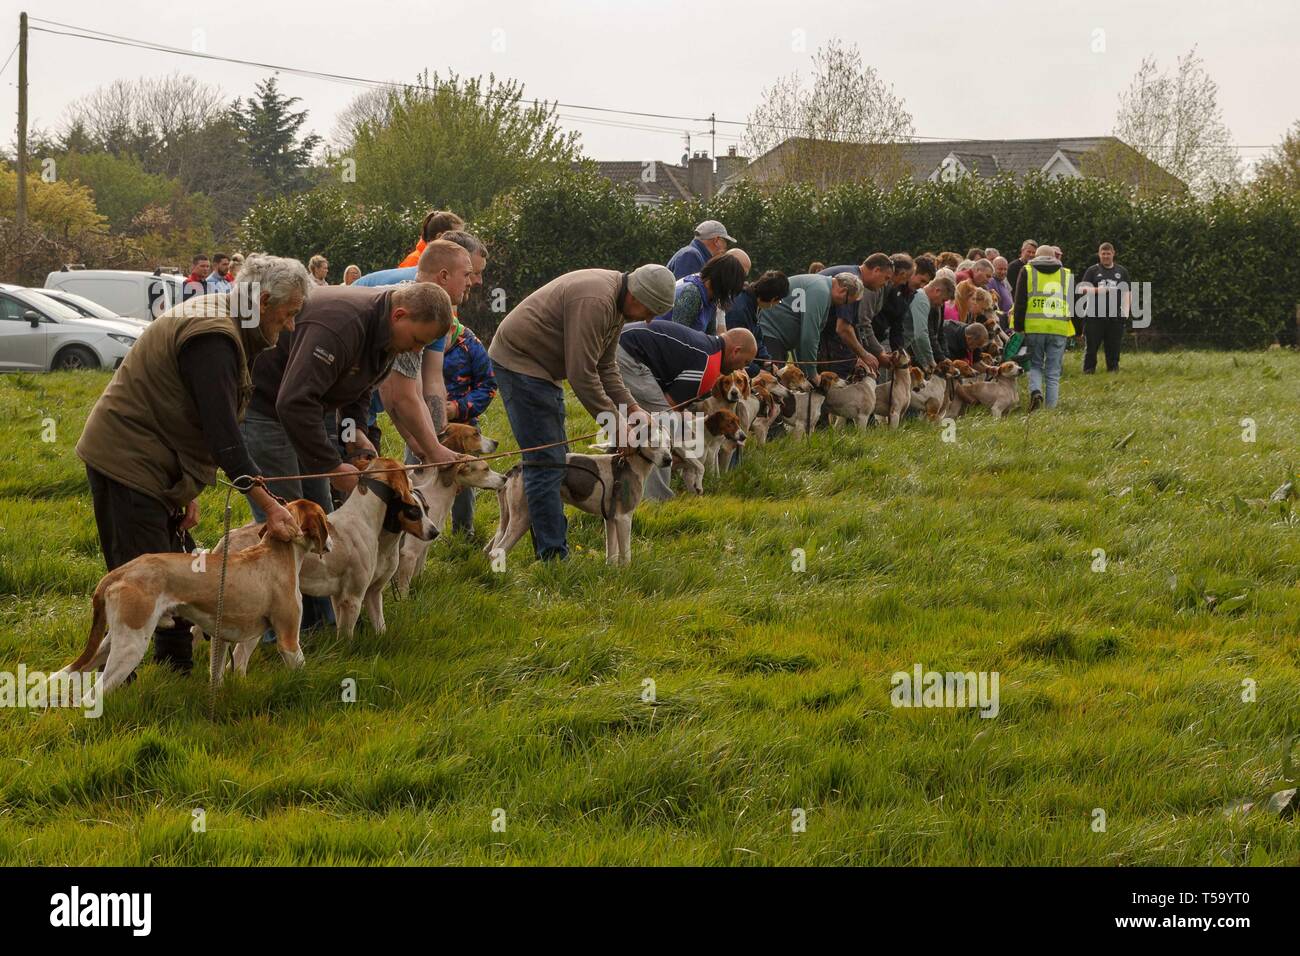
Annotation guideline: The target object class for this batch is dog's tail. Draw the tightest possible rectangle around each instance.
[69,583,109,671]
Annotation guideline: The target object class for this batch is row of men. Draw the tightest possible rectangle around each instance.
[74,211,1123,670]
[663,223,1132,413]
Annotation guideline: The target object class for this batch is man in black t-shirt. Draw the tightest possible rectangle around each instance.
[1078,242,1131,373]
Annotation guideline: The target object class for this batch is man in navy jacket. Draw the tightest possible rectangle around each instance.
[666,220,735,279]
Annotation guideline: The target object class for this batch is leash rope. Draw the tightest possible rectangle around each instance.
[207,478,244,720]
[216,397,705,490]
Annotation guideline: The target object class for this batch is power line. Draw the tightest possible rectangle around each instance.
[0,40,18,76]
[26,17,1283,152]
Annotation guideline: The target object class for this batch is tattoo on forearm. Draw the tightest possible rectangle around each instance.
[428,396,446,432]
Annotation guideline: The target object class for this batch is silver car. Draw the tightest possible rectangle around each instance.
[35,287,148,330]
[0,284,140,372]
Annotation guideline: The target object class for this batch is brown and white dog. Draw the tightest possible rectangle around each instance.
[872,354,918,428]
[704,369,752,419]
[395,456,508,596]
[215,458,433,649]
[702,409,746,475]
[774,364,827,440]
[906,367,949,423]
[820,365,877,429]
[388,423,504,597]
[939,359,981,418]
[51,498,331,707]
[668,412,706,495]
[954,361,1023,418]
[739,381,783,445]
[487,433,673,566]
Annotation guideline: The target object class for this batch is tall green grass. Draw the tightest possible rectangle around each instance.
[1,351,1298,865]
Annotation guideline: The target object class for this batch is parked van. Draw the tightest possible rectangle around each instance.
[44,268,191,322]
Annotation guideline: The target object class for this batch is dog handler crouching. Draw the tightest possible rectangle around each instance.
[75,254,309,674]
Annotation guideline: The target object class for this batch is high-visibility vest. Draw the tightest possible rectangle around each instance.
[1023,264,1074,336]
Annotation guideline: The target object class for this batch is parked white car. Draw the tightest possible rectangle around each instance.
[44,269,188,322]
[0,284,140,372]
[35,287,147,329]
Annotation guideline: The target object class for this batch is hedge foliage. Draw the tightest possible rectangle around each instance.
[240,168,1300,348]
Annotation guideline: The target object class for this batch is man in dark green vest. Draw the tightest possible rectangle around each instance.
[76,254,312,672]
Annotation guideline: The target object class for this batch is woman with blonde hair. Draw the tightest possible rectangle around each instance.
[308,254,329,286]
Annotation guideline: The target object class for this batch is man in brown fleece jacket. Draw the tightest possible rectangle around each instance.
[488,264,676,561]
[242,282,452,627]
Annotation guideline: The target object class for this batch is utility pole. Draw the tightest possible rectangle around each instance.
[709,111,716,162]
[15,11,28,234]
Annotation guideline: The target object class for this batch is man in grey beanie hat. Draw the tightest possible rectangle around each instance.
[488,265,669,560]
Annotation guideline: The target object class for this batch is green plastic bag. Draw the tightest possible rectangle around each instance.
[1003,331,1030,370]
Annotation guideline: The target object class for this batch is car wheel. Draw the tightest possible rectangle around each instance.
[53,345,99,371]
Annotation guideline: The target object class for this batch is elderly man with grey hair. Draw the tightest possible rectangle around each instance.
[988,255,1014,322]
[75,253,312,673]
[959,258,995,288]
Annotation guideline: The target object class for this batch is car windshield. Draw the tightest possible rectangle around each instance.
[18,290,83,322]
[38,289,116,319]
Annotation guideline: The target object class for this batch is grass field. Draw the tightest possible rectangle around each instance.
[1,349,1298,865]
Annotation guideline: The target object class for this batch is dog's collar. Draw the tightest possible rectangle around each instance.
[360,474,422,533]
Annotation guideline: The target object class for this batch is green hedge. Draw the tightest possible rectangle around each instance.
[241,170,1300,349]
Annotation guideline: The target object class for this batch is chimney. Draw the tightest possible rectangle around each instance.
[714,144,749,186]
[688,151,714,200]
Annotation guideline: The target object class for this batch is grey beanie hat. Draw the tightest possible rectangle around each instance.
[627,264,676,315]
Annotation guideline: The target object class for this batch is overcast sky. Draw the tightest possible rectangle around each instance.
[2,0,1294,172]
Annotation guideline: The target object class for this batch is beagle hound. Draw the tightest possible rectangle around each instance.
[705,370,752,420]
[395,456,508,596]
[820,365,877,428]
[702,409,746,475]
[215,457,433,650]
[775,365,827,440]
[52,499,331,708]
[487,433,673,566]
[954,361,1024,418]
[739,381,783,445]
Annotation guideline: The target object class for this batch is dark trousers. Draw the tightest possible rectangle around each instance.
[1083,317,1124,372]
[452,487,475,535]
[494,364,568,560]
[86,466,195,671]
[240,410,337,627]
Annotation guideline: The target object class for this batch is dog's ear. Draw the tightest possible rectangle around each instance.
[307,508,330,554]
[348,450,376,468]
[438,458,465,487]
[780,392,796,419]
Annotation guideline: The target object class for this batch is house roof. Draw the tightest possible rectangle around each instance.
[902,137,1116,181]
[576,161,695,202]
[735,136,1185,191]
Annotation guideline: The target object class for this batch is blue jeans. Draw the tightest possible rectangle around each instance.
[240,410,337,627]
[494,364,569,560]
[1026,334,1067,409]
